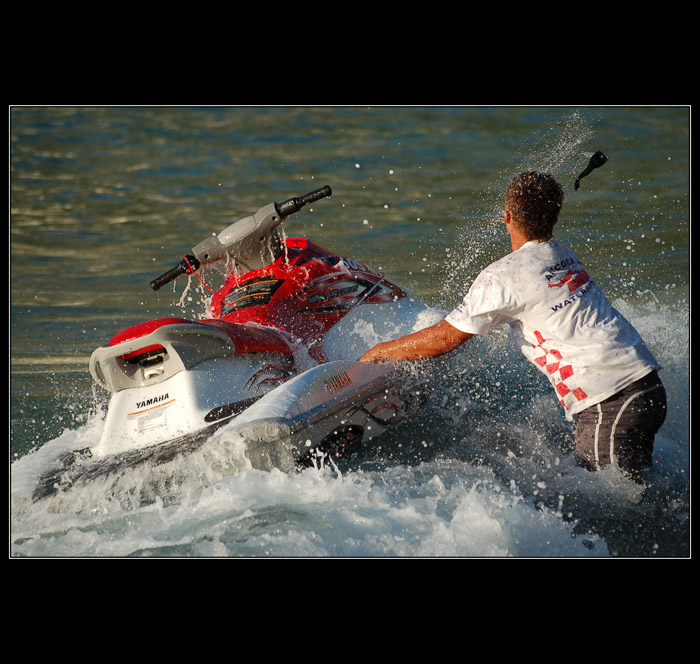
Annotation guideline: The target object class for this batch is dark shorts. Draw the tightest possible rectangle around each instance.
[574,371,667,477]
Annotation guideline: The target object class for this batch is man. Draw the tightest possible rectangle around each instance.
[359,171,666,479]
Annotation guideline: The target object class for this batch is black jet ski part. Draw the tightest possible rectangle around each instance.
[151,254,201,291]
[575,151,608,191]
[31,420,233,502]
[204,397,262,423]
[275,185,332,218]
[296,425,364,469]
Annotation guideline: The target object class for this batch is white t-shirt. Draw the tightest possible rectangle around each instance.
[444,239,661,419]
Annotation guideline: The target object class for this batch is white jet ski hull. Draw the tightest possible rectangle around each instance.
[231,359,424,470]
[91,352,294,459]
[32,359,425,501]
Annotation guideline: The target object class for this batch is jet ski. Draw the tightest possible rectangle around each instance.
[32,186,428,501]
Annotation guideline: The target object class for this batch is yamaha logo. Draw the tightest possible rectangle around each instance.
[135,393,170,410]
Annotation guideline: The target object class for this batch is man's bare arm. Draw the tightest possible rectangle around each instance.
[358,319,474,363]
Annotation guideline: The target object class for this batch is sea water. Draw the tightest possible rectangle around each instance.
[10,106,690,557]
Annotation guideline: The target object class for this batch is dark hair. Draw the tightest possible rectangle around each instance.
[505,171,564,241]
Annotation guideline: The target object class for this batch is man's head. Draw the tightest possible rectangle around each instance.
[505,171,564,241]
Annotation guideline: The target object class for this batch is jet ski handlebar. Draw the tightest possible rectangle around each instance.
[150,186,333,291]
[276,185,332,218]
[150,255,202,291]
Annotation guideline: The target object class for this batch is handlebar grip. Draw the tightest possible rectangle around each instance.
[275,185,332,218]
[150,255,201,291]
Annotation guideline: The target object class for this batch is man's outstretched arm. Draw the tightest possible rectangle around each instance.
[358,319,474,363]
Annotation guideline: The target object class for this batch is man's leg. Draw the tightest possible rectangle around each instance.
[574,372,667,478]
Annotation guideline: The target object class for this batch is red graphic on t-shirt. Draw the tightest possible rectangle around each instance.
[547,268,589,292]
[532,330,588,409]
